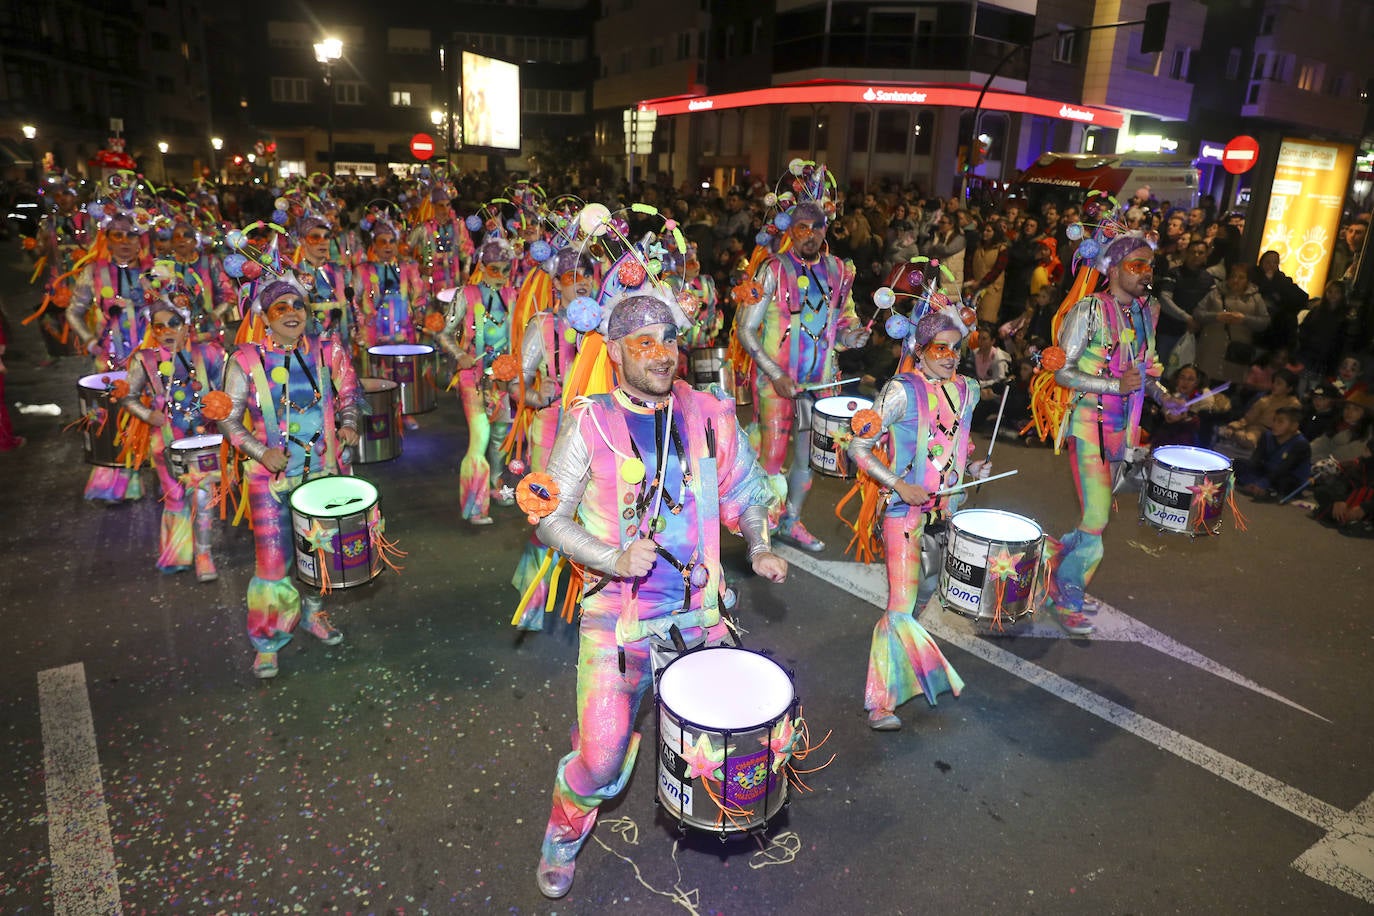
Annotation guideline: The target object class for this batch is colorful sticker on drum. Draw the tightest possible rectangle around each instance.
[1002,551,1040,604]
[392,361,415,384]
[945,537,989,590]
[297,550,317,578]
[340,529,370,569]
[196,453,218,473]
[367,415,391,440]
[724,749,775,807]
[810,429,841,473]
[658,742,694,814]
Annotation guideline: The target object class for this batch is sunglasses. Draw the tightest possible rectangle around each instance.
[305,231,331,242]
[923,342,959,361]
[558,269,592,285]
[266,299,308,319]
[1120,257,1154,275]
[151,315,186,333]
[107,230,132,242]
[792,223,826,237]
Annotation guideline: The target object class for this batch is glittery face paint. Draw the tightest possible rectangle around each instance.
[615,326,679,400]
[267,298,307,321]
[920,331,962,381]
[373,234,397,260]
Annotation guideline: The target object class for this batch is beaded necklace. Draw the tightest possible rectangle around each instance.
[258,338,322,458]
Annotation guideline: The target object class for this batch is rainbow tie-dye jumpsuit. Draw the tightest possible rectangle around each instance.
[121,342,226,573]
[1049,292,1165,614]
[736,250,860,528]
[848,370,976,714]
[534,381,778,877]
[356,260,427,349]
[218,335,361,654]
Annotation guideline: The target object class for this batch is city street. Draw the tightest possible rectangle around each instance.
[0,249,1371,915]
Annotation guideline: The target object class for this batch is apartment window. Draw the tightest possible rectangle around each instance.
[874,110,909,154]
[391,89,412,107]
[617,49,630,74]
[1246,81,1261,105]
[1251,53,1267,80]
[266,21,311,49]
[851,110,871,153]
[1298,62,1323,92]
[647,43,663,67]
[389,83,429,107]
[676,31,692,60]
[335,81,364,105]
[723,26,735,58]
[270,76,309,103]
[751,18,763,54]
[1170,47,1191,80]
[454,32,505,55]
[1053,27,1076,64]
[1226,47,1242,80]
[523,88,577,114]
[1259,12,1276,35]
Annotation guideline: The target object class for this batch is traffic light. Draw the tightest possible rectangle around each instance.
[974,136,990,167]
[1140,2,1170,54]
[957,145,969,174]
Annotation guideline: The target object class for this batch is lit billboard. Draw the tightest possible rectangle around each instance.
[461,50,520,152]
[1259,138,1355,297]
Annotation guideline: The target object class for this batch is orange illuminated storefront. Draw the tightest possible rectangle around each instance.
[634,80,1125,194]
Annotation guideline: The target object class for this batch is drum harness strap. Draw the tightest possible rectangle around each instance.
[247,341,336,480]
[891,372,971,521]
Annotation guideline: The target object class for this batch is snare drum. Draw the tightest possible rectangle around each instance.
[367,344,436,415]
[356,378,402,464]
[939,509,1044,625]
[810,395,872,478]
[289,476,384,589]
[1140,445,1233,536]
[688,347,734,397]
[77,372,127,467]
[168,433,223,479]
[656,646,795,836]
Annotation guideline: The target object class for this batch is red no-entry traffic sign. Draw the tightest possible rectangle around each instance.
[410,133,436,161]
[1222,135,1260,175]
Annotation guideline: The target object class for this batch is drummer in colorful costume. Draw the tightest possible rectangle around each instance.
[118,280,227,579]
[166,219,235,342]
[1045,233,1173,634]
[29,176,91,356]
[68,212,152,503]
[215,279,362,678]
[679,241,722,348]
[530,292,786,899]
[293,213,353,346]
[407,184,473,296]
[438,235,518,524]
[737,186,867,552]
[847,308,987,730]
[355,217,428,349]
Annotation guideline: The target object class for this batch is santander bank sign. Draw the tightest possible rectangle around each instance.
[862,87,928,104]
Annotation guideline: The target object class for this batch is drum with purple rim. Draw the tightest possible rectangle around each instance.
[367,344,436,415]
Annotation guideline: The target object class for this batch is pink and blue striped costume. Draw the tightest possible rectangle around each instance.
[848,370,976,714]
[438,282,517,520]
[355,260,427,348]
[121,341,226,573]
[69,257,152,502]
[534,380,778,877]
[168,254,235,342]
[408,218,472,294]
[218,335,361,653]
[1049,292,1165,614]
[295,257,353,348]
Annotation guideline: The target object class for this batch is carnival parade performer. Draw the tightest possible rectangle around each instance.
[509,245,597,627]
[118,284,226,579]
[407,185,472,296]
[355,218,427,349]
[438,235,518,524]
[29,177,91,356]
[293,214,353,346]
[215,279,361,679]
[530,293,786,899]
[847,311,987,730]
[680,241,722,348]
[166,219,235,342]
[1046,235,1173,634]
[68,212,151,503]
[737,197,867,551]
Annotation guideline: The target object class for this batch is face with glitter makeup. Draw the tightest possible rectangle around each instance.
[480,258,512,288]
[151,307,189,352]
[609,323,678,401]
[108,228,141,265]
[556,267,593,303]
[171,226,199,260]
[788,217,826,261]
[302,227,331,263]
[920,329,962,381]
[265,294,309,347]
[372,230,398,263]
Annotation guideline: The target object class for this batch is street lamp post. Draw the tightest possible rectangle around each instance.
[211,136,223,181]
[314,37,343,177]
[157,141,170,185]
[430,109,446,164]
[21,124,38,186]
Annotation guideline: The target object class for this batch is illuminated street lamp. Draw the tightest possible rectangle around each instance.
[211,136,223,180]
[157,141,169,185]
[314,36,343,175]
[21,124,37,185]
[431,109,447,162]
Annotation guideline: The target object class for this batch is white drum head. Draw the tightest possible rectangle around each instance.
[659,648,793,730]
[812,395,872,420]
[951,508,1042,543]
[291,477,378,517]
[1154,446,1231,472]
[171,433,223,451]
[368,344,433,357]
[79,371,127,391]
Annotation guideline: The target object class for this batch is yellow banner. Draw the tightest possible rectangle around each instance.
[1259,138,1354,298]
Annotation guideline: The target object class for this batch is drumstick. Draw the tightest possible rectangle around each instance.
[931,468,1018,497]
[1179,382,1230,410]
[794,377,859,395]
[985,384,1010,460]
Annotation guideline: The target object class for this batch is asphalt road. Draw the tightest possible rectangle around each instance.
[0,250,1370,915]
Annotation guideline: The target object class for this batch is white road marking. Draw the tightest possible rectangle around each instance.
[775,544,1374,903]
[38,663,123,915]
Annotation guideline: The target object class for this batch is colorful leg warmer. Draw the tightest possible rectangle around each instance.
[245,472,301,653]
[458,374,491,520]
[865,512,964,713]
[1049,434,1114,612]
[191,482,216,571]
[783,399,815,522]
[84,466,143,502]
[153,444,192,572]
[755,382,795,477]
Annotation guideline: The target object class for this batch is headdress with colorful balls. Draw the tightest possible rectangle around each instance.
[505,179,547,224]
[870,256,976,360]
[753,158,838,250]
[358,199,405,250]
[530,195,588,266]
[1064,190,1159,275]
[219,221,292,344]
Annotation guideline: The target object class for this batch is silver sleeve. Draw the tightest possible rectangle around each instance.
[67,272,96,345]
[1054,298,1119,395]
[847,379,907,489]
[738,264,783,381]
[437,296,465,359]
[119,357,157,424]
[534,412,624,576]
[216,358,270,464]
[518,315,553,407]
[739,504,773,560]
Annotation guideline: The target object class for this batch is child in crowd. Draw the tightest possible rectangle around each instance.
[1236,406,1311,500]
[1301,382,1342,441]
[1311,392,1374,463]
[1312,442,1374,537]
[1219,368,1301,450]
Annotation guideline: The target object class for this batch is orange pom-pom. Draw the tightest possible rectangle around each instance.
[199,389,233,421]
[966,331,982,351]
[422,311,446,334]
[516,472,560,522]
[109,379,130,401]
[490,353,519,382]
[1039,346,1067,373]
[850,408,882,438]
[22,236,36,251]
[731,279,764,306]
[52,285,72,309]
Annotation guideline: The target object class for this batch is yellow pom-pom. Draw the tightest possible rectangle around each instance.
[620,458,646,485]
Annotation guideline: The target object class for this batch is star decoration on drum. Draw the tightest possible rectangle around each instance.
[680,732,725,781]
[499,484,516,503]
[761,716,802,774]
[303,520,335,554]
[987,548,1024,582]
[1188,477,1223,507]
